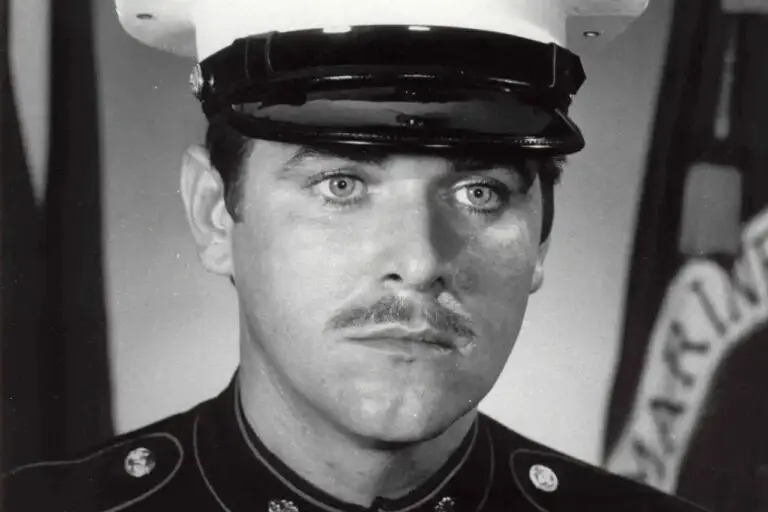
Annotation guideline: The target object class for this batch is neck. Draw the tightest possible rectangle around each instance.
[238,340,477,507]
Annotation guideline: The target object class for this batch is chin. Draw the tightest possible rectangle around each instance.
[329,387,474,445]
[346,416,452,446]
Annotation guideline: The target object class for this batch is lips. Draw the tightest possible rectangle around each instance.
[346,325,458,351]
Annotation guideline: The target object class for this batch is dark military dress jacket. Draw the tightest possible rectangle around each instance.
[2,376,709,512]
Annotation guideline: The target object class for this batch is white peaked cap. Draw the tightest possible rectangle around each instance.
[115,0,650,60]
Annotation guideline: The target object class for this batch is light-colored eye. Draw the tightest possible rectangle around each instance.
[316,175,364,200]
[454,184,502,210]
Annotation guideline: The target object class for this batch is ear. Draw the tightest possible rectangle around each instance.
[180,145,235,276]
[530,238,550,294]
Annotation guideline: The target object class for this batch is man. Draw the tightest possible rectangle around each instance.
[2,0,710,510]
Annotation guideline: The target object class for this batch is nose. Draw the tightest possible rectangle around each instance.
[379,201,459,295]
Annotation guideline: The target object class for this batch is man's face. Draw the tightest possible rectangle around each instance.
[209,140,546,442]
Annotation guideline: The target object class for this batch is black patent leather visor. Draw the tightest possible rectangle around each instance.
[194,26,587,155]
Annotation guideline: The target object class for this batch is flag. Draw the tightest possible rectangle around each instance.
[1,0,113,475]
[604,1,768,510]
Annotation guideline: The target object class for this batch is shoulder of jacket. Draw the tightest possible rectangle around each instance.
[1,410,194,511]
[480,414,711,511]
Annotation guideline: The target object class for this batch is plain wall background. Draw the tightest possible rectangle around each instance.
[12,0,672,466]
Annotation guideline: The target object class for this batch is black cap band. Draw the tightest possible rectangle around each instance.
[193,25,587,155]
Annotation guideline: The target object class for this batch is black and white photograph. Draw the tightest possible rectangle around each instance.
[2,0,767,510]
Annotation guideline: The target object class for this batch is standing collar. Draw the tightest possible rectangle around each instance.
[193,374,496,512]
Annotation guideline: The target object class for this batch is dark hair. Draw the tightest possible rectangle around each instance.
[205,116,561,241]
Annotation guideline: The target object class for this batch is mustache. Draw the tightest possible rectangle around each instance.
[327,295,476,339]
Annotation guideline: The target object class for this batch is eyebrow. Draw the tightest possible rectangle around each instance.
[281,145,389,173]
[451,156,522,173]
[281,143,564,180]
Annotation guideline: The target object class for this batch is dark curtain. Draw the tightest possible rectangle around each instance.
[1,0,47,472]
[1,0,113,475]
[604,2,768,510]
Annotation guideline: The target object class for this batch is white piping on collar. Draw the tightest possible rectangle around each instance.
[473,425,495,512]
[194,415,236,512]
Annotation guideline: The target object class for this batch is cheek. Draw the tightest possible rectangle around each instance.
[458,220,539,340]
[459,219,539,292]
[231,206,367,386]
[453,184,542,293]
[233,198,367,321]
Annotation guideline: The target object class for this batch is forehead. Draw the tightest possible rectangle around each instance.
[249,139,536,175]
